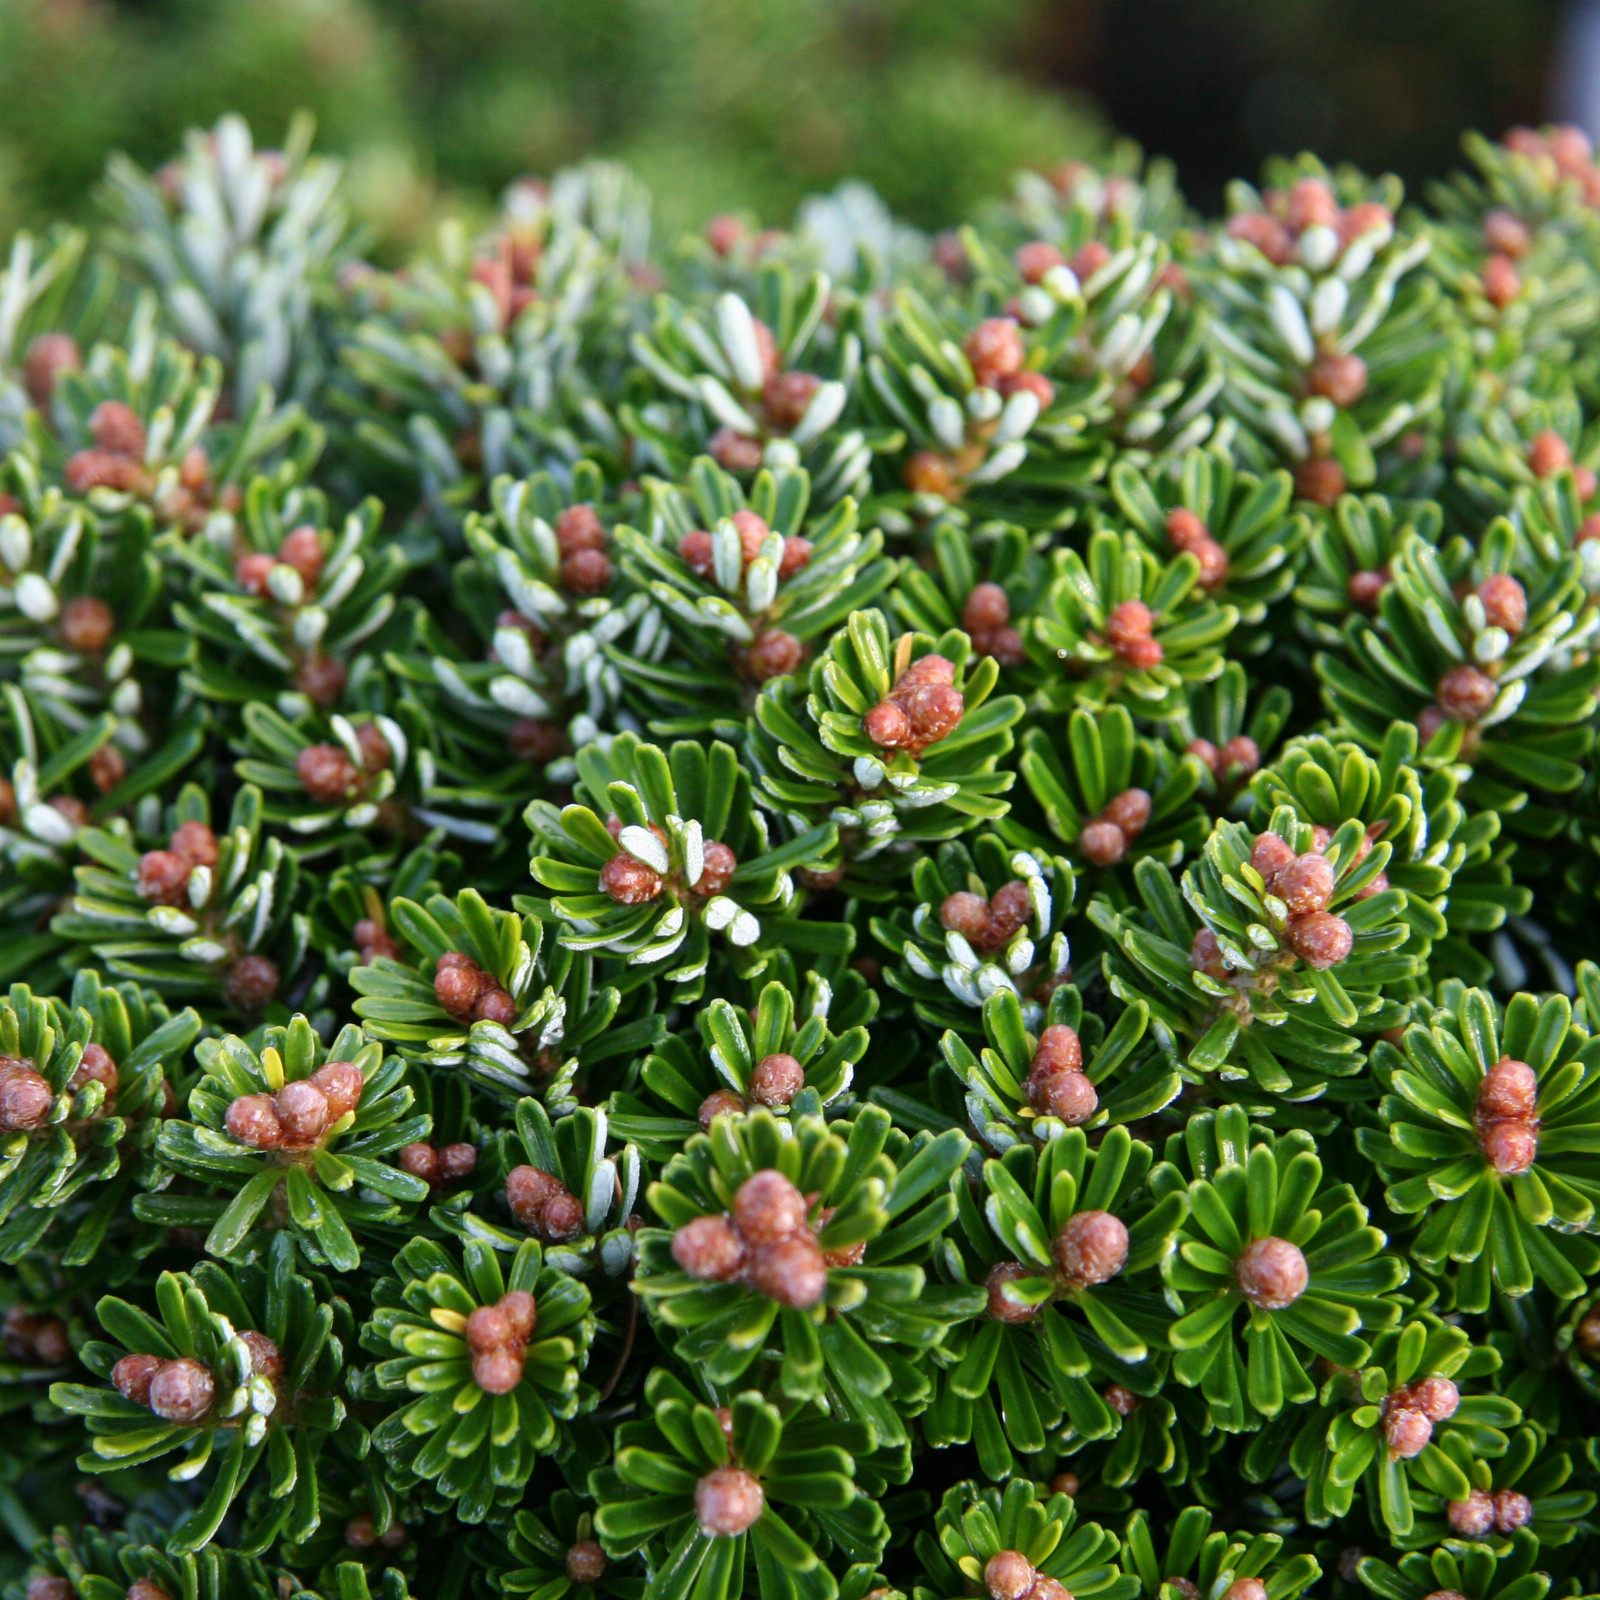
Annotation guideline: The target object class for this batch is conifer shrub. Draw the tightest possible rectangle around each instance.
[5,112,1600,1600]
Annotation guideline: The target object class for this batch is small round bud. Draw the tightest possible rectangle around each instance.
[1478,1057,1538,1122]
[692,840,736,898]
[1031,1024,1083,1076]
[1106,598,1154,650]
[473,986,518,1026]
[147,1357,214,1423]
[239,1330,282,1385]
[1275,852,1336,915]
[1102,787,1152,840]
[345,1513,379,1548]
[278,525,325,585]
[355,722,392,773]
[1294,456,1346,506]
[126,1583,173,1600]
[1191,926,1228,981]
[294,653,347,706]
[438,1142,478,1182]
[1410,1375,1460,1422]
[1308,352,1368,407]
[1528,429,1572,479]
[1052,1209,1130,1286]
[1481,1119,1538,1175]
[1219,736,1260,780]
[695,1466,765,1536]
[1477,574,1527,635]
[23,331,80,408]
[1235,1237,1310,1309]
[940,891,992,942]
[1249,831,1296,888]
[0,1065,50,1131]
[32,1319,70,1365]
[555,504,606,554]
[465,1305,514,1355]
[963,583,1012,632]
[1383,1406,1433,1459]
[90,401,146,457]
[763,370,822,430]
[296,743,361,803]
[698,1089,746,1130]
[1481,253,1521,308]
[1050,1471,1079,1497]
[472,1348,524,1393]
[539,1189,586,1242]
[1576,1306,1600,1352]
[777,535,813,579]
[1190,537,1230,590]
[905,450,957,499]
[170,821,218,867]
[137,849,192,906]
[225,1094,283,1149]
[498,1290,537,1343]
[1166,1581,1200,1600]
[25,1578,74,1600]
[566,1540,607,1584]
[1285,176,1340,232]
[1286,911,1354,969]
[985,1261,1040,1324]
[730,510,771,565]
[560,549,612,594]
[710,427,764,473]
[746,1231,829,1307]
[1223,1581,1268,1600]
[1017,241,1065,283]
[673,1215,748,1281]
[1072,239,1113,280]
[1484,208,1531,257]
[435,956,489,1019]
[309,1060,364,1119]
[1492,1489,1534,1531]
[398,1142,439,1183]
[984,1551,1037,1600]
[1029,1065,1098,1125]
[983,879,1031,945]
[745,628,802,682]
[59,597,115,654]
[733,1169,807,1245]
[965,318,1026,386]
[600,853,663,904]
[1446,1489,1495,1537]
[1078,819,1127,866]
[749,1052,804,1107]
[900,682,964,745]
[1104,1384,1139,1415]
[112,1352,163,1406]
[274,1080,331,1148]
[69,1042,117,1094]
[1166,507,1208,550]
[1348,568,1389,609]
[505,1165,563,1225]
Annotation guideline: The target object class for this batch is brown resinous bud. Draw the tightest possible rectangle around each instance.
[600,851,664,905]
[147,1357,215,1423]
[672,1214,748,1281]
[1051,1209,1130,1287]
[1445,1489,1495,1537]
[1235,1237,1310,1309]
[983,1551,1038,1600]
[985,1261,1040,1324]
[0,1057,53,1132]
[748,1052,804,1107]
[695,1466,765,1536]
[1382,1403,1433,1459]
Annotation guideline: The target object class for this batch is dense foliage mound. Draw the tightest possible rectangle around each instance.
[4,112,1600,1600]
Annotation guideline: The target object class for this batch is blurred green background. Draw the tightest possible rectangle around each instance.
[0,0,1567,250]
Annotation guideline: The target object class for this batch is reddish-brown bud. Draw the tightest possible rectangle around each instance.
[1078,819,1126,866]
[965,318,1026,387]
[560,549,612,595]
[1528,429,1572,479]
[90,742,127,791]
[1275,852,1336,915]
[1104,1383,1140,1415]
[749,1052,805,1107]
[239,1329,283,1385]
[0,1062,50,1132]
[136,849,192,906]
[864,699,913,749]
[905,449,957,499]
[90,400,146,458]
[472,1348,524,1393]
[1285,177,1340,233]
[1235,1236,1310,1308]
[1286,910,1354,968]
[308,1061,363,1120]
[1446,1489,1496,1537]
[398,1141,440,1183]
[762,370,822,430]
[1481,1119,1538,1175]
[23,331,80,408]
[1102,788,1153,840]
[1484,208,1532,257]
[224,956,280,1012]
[1249,831,1296,888]
[275,1080,331,1148]
[59,597,115,654]
[696,840,738,897]
[1308,352,1368,407]
[277,525,325,586]
[170,821,218,867]
[1492,1489,1534,1531]
[1191,926,1228,981]
[600,853,663,905]
[985,1261,1040,1324]
[296,744,361,804]
[1437,664,1498,724]
[1410,1375,1460,1422]
[505,1165,563,1227]
[555,504,606,554]
[900,682,964,746]
[1027,1068,1098,1126]
[695,1466,765,1536]
[698,1089,747,1129]
[673,1214,748,1281]
[1017,241,1066,284]
[733,1169,807,1245]
[112,1351,163,1406]
[1294,456,1346,506]
[1031,1024,1083,1076]
[438,1142,478,1182]
[1384,1405,1433,1459]
[225,1094,283,1149]
[1478,1057,1538,1122]
[745,628,803,682]
[498,1290,536,1343]
[940,891,991,943]
[984,1551,1037,1600]
[566,1540,607,1584]
[1223,1581,1268,1600]
[984,880,1032,946]
[710,428,764,473]
[465,1305,514,1355]
[539,1190,586,1242]
[1348,568,1389,609]
[963,583,1012,632]
[147,1357,214,1423]
[1052,1209,1130,1286]
[294,653,347,706]
[746,1230,829,1307]
[69,1042,117,1094]
[1481,254,1521,308]
[1478,574,1528,635]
